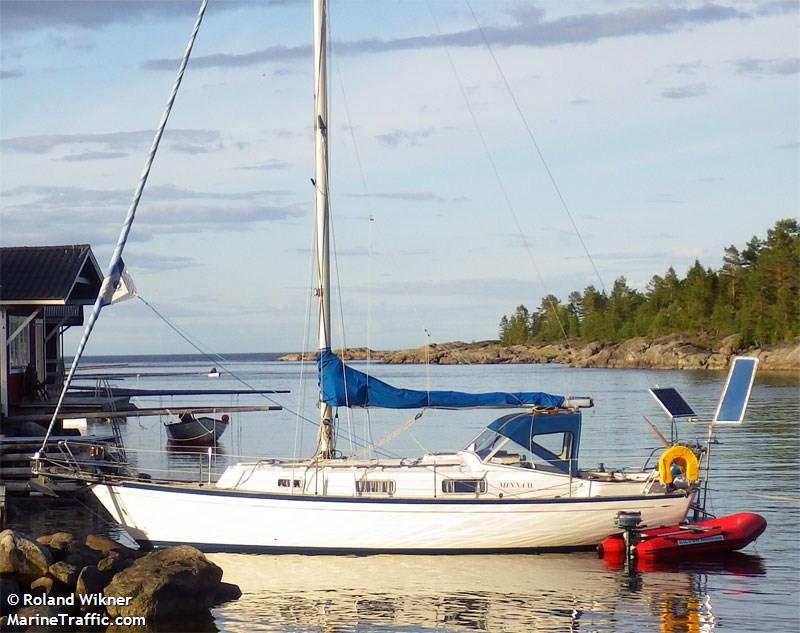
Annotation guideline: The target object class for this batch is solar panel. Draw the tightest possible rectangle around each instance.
[714,356,759,424]
[649,387,696,419]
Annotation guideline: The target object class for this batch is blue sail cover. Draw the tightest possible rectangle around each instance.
[318,349,565,409]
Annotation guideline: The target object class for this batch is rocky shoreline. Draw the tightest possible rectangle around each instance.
[279,335,800,372]
[0,529,240,631]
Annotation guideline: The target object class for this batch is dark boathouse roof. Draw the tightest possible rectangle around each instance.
[0,244,103,305]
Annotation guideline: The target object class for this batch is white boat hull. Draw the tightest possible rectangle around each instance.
[91,481,692,552]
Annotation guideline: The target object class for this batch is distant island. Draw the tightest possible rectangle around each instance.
[497,219,798,352]
[280,220,799,372]
[278,335,799,372]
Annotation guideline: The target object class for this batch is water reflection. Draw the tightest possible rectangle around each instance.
[208,552,755,633]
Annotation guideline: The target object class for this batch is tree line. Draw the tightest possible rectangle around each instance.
[498,219,799,348]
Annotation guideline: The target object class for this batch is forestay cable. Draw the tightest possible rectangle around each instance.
[39,0,209,451]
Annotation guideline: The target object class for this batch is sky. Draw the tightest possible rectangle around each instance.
[1,0,798,356]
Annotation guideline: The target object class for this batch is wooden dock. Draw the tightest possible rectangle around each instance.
[0,435,117,495]
[5,404,280,423]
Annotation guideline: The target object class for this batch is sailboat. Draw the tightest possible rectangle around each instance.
[35,0,754,553]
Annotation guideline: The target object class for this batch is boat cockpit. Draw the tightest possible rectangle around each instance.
[465,410,582,475]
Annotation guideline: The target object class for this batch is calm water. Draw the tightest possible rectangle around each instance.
[9,358,800,632]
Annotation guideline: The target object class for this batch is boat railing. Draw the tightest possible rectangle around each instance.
[35,439,679,495]
[35,440,297,487]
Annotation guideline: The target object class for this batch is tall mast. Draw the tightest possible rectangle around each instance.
[314,0,334,458]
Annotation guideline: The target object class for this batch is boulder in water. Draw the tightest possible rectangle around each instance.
[103,545,229,620]
[0,529,54,582]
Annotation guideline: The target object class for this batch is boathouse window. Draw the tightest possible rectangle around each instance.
[8,315,31,370]
[355,480,396,495]
[442,479,487,494]
[278,478,302,488]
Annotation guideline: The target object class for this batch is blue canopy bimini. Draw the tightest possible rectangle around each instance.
[317,348,565,410]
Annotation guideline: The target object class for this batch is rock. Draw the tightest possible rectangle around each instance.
[0,530,54,582]
[75,566,113,611]
[1,575,21,613]
[29,575,55,595]
[85,534,133,559]
[279,336,800,371]
[103,545,228,620]
[213,581,242,605]
[48,561,80,588]
[36,532,74,559]
[3,604,59,632]
[718,333,741,356]
[30,575,71,601]
[64,543,102,569]
[97,551,127,574]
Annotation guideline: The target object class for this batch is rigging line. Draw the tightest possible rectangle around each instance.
[331,28,379,456]
[351,410,425,459]
[328,13,434,364]
[141,291,389,457]
[323,5,354,453]
[424,328,431,398]
[137,296,294,418]
[39,0,209,451]
[464,0,607,295]
[425,1,567,342]
[328,200,356,453]
[294,209,319,461]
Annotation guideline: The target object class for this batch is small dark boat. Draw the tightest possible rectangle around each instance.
[164,413,229,444]
[599,512,767,562]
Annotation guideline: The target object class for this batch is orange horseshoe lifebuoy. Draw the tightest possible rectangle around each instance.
[657,445,699,485]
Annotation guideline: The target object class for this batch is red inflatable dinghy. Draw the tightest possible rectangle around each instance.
[599,512,766,561]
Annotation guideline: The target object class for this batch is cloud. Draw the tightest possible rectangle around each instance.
[646,193,684,204]
[376,128,440,148]
[141,4,748,71]
[0,129,222,155]
[57,151,128,162]
[668,61,705,76]
[755,0,800,16]
[143,45,311,72]
[235,159,289,171]
[661,82,707,99]
[563,250,675,263]
[776,141,800,150]
[0,184,304,247]
[0,67,24,79]
[731,57,800,76]
[127,252,198,272]
[0,0,298,35]
[569,97,593,106]
[344,191,465,203]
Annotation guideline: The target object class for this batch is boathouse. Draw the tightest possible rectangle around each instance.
[0,245,103,422]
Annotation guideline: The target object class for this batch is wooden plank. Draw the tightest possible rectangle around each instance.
[2,481,30,492]
[67,387,290,396]
[0,451,71,463]
[0,467,37,477]
[6,404,281,423]
[2,480,85,494]
[1,435,116,446]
